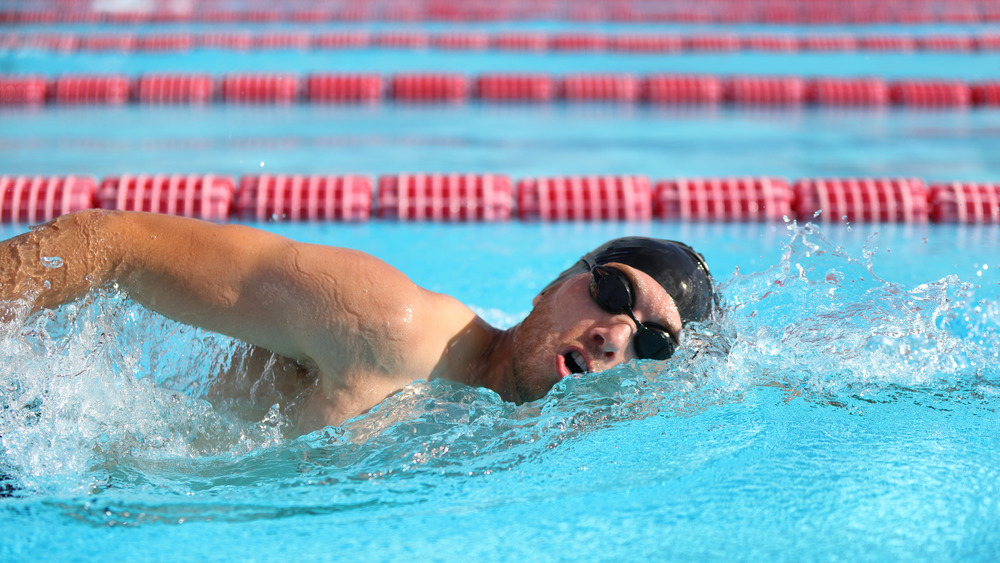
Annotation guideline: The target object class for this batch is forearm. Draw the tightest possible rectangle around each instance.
[0,209,128,315]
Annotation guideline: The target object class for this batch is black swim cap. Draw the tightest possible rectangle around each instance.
[542,237,715,325]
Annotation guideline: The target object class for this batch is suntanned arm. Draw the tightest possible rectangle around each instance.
[0,209,433,375]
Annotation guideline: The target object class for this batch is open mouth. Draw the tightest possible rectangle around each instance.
[562,350,587,375]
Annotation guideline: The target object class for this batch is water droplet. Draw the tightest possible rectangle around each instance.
[40,256,63,269]
[42,280,51,289]
[259,161,265,168]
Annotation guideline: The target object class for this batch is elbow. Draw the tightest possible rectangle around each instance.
[49,209,133,285]
[0,209,130,311]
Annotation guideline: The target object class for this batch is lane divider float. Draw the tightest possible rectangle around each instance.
[2,73,998,107]
[517,176,653,221]
[4,2,999,25]
[237,174,372,221]
[793,178,929,223]
[655,178,793,221]
[378,173,512,221]
[3,174,997,224]
[96,174,234,221]
[0,175,96,223]
[51,74,131,105]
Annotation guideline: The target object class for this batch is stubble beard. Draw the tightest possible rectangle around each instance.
[510,295,562,403]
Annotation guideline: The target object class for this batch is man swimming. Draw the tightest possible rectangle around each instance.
[0,210,714,434]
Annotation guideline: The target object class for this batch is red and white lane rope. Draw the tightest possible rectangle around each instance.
[2,174,998,224]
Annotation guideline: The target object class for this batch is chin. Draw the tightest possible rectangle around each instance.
[511,282,583,402]
[510,321,561,404]
[510,344,551,403]
[512,370,558,404]
[517,369,559,402]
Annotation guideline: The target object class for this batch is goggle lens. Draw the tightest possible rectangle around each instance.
[589,266,677,361]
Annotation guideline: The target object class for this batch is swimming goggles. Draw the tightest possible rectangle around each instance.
[587,262,678,361]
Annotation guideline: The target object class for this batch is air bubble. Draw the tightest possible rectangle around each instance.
[40,256,63,269]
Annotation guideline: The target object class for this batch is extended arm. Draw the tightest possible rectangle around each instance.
[0,210,424,369]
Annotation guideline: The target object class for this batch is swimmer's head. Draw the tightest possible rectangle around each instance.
[508,236,715,402]
[541,237,716,325]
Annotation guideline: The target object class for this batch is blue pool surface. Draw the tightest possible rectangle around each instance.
[3,16,1000,563]
[0,220,998,561]
[3,104,1000,183]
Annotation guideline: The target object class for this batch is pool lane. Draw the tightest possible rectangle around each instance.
[3,104,999,181]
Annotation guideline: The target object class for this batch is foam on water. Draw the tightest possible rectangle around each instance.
[1,223,998,534]
[721,223,997,396]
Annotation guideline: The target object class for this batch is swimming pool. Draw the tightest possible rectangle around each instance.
[3,10,1000,562]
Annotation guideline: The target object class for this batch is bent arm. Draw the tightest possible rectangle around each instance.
[0,210,423,367]
[0,209,122,312]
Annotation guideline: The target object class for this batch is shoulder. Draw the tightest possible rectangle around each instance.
[276,241,425,314]
[276,242,475,376]
[335,285,481,380]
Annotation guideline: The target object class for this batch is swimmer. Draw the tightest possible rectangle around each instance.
[0,210,714,433]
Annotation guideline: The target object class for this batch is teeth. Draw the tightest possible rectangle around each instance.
[570,351,587,373]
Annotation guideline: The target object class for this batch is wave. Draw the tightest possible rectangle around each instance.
[1,223,997,525]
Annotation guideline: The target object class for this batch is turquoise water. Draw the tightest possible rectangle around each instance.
[6,47,1000,79]
[4,24,1000,183]
[1,221,999,560]
[3,16,1000,563]
[3,105,1000,182]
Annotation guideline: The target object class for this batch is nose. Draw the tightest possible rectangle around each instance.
[588,317,635,363]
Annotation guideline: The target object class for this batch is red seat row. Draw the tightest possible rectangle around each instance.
[2,174,998,224]
[2,74,998,107]
[5,31,1000,53]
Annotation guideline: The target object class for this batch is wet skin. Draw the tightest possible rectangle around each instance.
[0,210,684,435]
[508,262,682,403]
[222,263,683,425]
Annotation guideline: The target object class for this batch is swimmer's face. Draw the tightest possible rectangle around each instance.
[510,262,682,402]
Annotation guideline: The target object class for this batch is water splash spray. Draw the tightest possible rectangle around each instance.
[1,223,997,505]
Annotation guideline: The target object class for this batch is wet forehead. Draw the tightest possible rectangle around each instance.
[607,262,682,336]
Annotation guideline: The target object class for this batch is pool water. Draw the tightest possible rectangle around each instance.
[3,104,1000,182]
[1,220,998,560]
[3,16,1000,563]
